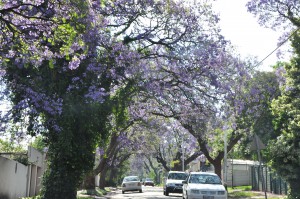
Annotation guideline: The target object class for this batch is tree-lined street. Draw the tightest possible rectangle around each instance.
[1,0,300,199]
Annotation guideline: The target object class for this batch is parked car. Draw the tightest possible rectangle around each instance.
[121,176,142,194]
[182,172,227,199]
[143,178,155,186]
[163,171,188,196]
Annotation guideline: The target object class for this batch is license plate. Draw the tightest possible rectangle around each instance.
[203,196,214,199]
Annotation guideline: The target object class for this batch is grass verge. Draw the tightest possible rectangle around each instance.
[227,185,286,199]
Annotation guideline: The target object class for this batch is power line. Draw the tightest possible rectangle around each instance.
[254,28,300,68]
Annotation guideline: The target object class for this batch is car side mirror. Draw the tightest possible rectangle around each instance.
[182,180,187,184]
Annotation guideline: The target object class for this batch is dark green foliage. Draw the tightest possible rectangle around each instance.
[270,32,300,199]
[40,99,111,199]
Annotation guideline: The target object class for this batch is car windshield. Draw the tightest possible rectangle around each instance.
[124,176,139,182]
[188,174,222,184]
[145,178,153,181]
[168,173,188,180]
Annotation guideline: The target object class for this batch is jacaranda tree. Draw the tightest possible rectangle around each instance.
[1,0,244,198]
[137,50,258,178]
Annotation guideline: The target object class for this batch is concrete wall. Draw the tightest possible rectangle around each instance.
[225,159,257,187]
[28,146,44,168]
[27,146,46,197]
[0,156,27,199]
[0,146,46,199]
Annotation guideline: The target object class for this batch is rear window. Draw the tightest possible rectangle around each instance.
[168,172,188,180]
[124,176,139,182]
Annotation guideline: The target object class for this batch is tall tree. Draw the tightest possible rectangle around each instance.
[270,33,300,199]
[247,1,300,198]
[1,0,139,198]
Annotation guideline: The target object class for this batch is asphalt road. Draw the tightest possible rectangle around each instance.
[107,186,182,199]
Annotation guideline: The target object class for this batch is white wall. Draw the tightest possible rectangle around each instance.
[0,146,46,199]
[225,159,257,186]
[0,156,27,199]
[28,146,44,168]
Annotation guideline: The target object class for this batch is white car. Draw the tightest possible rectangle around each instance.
[182,172,227,199]
[121,176,142,194]
[163,171,188,196]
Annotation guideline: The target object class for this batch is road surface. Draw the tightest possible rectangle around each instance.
[107,186,182,199]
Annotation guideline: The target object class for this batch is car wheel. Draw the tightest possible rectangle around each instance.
[122,191,125,194]
[139,189,142,193]
[166,190,169,196]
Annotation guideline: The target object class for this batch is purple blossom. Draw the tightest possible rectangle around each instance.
[7,50,15,58]
[68,56,81,70]
[85,86,107,103]
[0,70,5,76]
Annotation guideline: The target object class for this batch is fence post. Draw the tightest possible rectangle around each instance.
[265,167,267,192]
[279,178,282,194]
[270,172,273,193]
[285,182,288,195]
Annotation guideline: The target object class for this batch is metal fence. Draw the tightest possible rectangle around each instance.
[251,165,288,195]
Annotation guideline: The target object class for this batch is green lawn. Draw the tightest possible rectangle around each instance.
[228,186,286,199]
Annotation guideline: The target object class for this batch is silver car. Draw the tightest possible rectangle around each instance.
[121,176,142,194]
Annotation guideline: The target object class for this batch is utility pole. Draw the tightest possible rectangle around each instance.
[223,130,228,187]
[251,134,267,199]
[182,146,185,171]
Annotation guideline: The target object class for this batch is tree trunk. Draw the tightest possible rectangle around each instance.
[41,160,78,199]
[289,179,300,199]
[99,167,108,189]
[108,168,117,186]
[172,163,182,171]
[212,159,222,179]
[41,124,99,199]
[81,131,118,189]
[82,173,96,189]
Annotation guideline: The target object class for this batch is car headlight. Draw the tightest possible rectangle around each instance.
[218,191,226,195]
[191,189,200,194]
